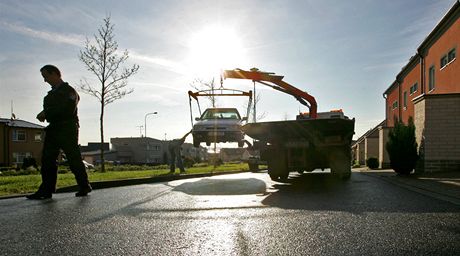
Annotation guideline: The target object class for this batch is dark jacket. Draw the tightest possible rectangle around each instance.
[43,82,79,126]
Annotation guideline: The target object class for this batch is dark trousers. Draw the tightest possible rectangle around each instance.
[39,123,89,193]
[169,147,185,172]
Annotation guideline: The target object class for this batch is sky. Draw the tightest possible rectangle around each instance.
[0,0,456,147]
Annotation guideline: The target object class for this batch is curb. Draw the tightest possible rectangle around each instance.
[360,170,460,206]
[0,170,249,200]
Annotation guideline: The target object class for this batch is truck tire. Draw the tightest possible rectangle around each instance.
[248,163,259,172]
[268,149,289,181]
[330,148,351,180]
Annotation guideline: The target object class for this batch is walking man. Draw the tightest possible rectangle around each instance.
[168,130,192,174]
[27,65,92,199]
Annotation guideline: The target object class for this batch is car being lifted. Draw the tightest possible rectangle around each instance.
[192,107,246,148]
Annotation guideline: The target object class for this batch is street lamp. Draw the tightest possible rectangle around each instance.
[144,112,158,138]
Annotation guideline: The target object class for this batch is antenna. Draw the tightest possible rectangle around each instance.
[10,100,16,119]
[136,125,144,137]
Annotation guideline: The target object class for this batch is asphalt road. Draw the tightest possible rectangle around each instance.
[1,171,459,255]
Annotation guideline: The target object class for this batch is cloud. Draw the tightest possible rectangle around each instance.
[129,51,188,75]
[0,21,85,46]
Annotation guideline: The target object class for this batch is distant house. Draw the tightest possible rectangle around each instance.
[80,142,109,153]
[81,150,118,165]
[111,137,165,164]
[0,118,45,167]
[181,143,208,162]
[219,148,251,162]
[351,120,388,168]
[110,137,208,165]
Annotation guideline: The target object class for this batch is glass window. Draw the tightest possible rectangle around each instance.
[12,130,26,141]
[34,132,43,142]
[12,152,31,164]
[392,101,398,110]
[441,55,448,68]
[448,48,456,62]
[201,108,241,120]
[428,66,435,91]
[410,83,418,95]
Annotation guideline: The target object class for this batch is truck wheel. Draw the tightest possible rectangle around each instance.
[330,149,351,180]
[248,163,259,172]
[268,149,289,181]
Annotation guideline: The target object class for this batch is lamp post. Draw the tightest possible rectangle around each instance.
[144,112,158,138]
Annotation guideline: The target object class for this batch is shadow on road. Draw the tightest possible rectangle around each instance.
[261,172,460,213]
[173,178,266,195]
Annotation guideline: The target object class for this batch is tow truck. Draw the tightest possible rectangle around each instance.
[223,68,355,180]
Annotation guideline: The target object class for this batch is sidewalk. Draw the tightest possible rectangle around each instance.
[356,168,460,206]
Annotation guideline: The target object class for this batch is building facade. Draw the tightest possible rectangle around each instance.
[110,137,208,165]
[356,1,460,172]
[111,137,166,164]
[0,118,45,167]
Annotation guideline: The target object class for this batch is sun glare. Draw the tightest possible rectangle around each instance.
[186,25,246,77]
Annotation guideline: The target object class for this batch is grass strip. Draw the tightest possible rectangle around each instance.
[0,163,250,197]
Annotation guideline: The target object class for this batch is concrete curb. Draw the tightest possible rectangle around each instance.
[0,170,249,200]
[359,170,460,206]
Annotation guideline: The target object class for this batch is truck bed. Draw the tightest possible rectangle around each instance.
[241,118,355,146]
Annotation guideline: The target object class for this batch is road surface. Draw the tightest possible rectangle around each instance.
[1,171,459,255]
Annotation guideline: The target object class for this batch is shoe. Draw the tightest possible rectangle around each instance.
[26,191,52,200]
[75,185,92,197]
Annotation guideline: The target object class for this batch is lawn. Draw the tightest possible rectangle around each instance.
[0,163,250,197]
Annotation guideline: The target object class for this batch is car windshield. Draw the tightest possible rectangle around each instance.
[201,108,241,120]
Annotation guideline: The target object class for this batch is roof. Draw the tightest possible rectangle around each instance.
[81,150,117,156]
[0,118,45,129]
[418,0,460,53]
[110,137,164,143]
[383,1,460,96]
[353,120,386,145]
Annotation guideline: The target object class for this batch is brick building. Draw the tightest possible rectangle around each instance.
[354,1,460,172]
[0,118,45,167]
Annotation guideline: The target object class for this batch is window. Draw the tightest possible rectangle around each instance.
[392,100,398,110]
[441,55,448,68]
[34,132,43,142]
[410,83,418,95]
[448,48,456,62]
[441,48,456,69]
[12,130,26,141]
[428,66,435,91]
[403,91,407,109]
[12,152,31,164]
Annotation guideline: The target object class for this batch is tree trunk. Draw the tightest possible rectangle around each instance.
[100,102,105,172]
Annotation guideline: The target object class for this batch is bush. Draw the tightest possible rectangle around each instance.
[366,157,379,169]
[386,117,418,175]
[0,167,40,176]
[183,156,195,168]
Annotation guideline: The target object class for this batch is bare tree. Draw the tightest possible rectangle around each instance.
[79,16,139,172]
[190,78,218,108]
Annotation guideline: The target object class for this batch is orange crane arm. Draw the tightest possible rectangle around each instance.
[222,68,318,119]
